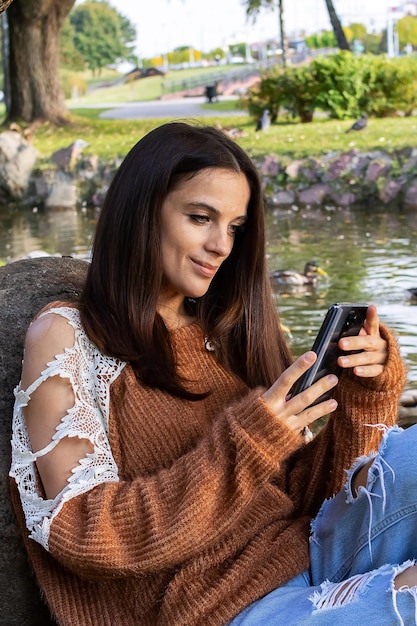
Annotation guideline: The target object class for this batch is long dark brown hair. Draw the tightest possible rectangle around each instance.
[80,122,292,398]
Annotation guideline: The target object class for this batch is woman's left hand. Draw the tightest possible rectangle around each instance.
[337,304,388,378]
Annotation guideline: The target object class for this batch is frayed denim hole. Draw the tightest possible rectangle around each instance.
[391,560,417,626]
[352,454,395,562]
[309,568,384,613]
[345,453,377,503]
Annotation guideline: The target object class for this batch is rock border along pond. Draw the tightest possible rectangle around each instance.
[1,128,417,211]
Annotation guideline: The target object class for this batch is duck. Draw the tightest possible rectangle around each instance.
[270,261,328,286]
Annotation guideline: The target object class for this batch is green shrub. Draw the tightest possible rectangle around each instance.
[355,55,405,117]
[310,51,367,119]
[391,56,417,116]
[243,68,286,123]
[244,65,319,123]
[245,52,417,124]
[279,66,319,122]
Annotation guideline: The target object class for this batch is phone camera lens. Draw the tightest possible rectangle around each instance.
[346,311,358,327]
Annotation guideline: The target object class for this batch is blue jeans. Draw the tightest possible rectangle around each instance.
[230,425,417,625]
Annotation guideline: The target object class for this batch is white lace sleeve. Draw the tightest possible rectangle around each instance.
[9,306,126,550]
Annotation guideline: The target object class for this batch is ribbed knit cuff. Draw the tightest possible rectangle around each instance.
[228,388,303,475]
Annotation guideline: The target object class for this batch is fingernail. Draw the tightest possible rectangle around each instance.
[328,375,338,385]
[305,352,315,363]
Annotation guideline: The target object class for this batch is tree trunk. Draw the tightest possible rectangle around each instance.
[278,0,286,68]
[324,0,350,51]
[6,0,75,124]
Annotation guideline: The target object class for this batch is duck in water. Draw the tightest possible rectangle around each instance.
[270,261,328,286]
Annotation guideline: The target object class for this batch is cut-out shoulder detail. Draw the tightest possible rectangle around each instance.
[10,306,126,550]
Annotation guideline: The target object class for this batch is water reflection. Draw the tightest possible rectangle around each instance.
[266,207,417,388]
[0,205,96,263]
[1,203,416,387]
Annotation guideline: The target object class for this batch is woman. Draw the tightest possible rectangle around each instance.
[10,122,414,625]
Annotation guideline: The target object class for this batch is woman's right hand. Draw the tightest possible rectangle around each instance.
[262,351,338,435]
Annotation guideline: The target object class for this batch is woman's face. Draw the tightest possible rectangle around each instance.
[159,167,250,316]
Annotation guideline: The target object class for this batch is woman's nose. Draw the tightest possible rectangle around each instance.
[205,227,232,257]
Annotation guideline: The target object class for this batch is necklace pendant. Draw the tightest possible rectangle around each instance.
[204,337,215,352]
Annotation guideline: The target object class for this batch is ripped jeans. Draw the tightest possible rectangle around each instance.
[230,425,417,625]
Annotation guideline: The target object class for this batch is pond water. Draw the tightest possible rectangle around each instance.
[1,203,416,388]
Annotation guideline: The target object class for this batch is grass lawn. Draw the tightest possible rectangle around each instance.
[1,60,416,164]
[26,106,417,166]
[2,62,417,165]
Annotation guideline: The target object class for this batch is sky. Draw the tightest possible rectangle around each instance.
[90,0,401,58]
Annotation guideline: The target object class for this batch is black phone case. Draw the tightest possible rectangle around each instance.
[290,303,368,405]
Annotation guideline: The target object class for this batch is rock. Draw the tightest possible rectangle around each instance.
[0,130,38,201]
[0,257,88,625]
[349,154,372,178]
[328,192,356,207]
[298,183,330,206]
[379,179,403,204]
[9,250,62,262]
[403,183,417,211]
[45,174,78,209]
[365,160,390,184]
[270,190,296,206]
[285,160,304,179]
[325,150,358,181]
[258,154,280,176]
[1,146,416,213]
[398,389,417,428]
[399,155,417,174]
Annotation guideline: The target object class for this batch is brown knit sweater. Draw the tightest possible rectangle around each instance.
[10,311,406,626]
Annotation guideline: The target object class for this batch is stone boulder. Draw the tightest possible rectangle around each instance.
[0,257,88,625]
[0,130,38,201]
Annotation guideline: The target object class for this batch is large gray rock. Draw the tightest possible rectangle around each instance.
[0,257,88,625]
[0,130,38,201]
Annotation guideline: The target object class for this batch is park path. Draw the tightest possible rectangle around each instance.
[96,95,248,120]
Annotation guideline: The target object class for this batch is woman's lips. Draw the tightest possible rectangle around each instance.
[191,259,218,278]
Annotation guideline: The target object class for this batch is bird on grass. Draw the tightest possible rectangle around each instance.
[270,261,328,286]
[255,110,271,132]
[50,139,89,171]
[346,115,367,133]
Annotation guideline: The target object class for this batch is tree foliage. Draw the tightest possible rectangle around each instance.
[397,15,417,51]
[59,19,85,70]
[347,22,367,43]
[68,0,137,73]
[305,30,337,49]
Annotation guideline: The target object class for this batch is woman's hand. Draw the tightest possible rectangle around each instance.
[337,304,388,378]
[262,351,338,435]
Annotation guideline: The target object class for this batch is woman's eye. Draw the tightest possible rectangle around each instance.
[229,223,245,235]
[190,214,210,224]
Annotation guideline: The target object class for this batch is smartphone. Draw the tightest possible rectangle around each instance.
[290,303,368,406]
